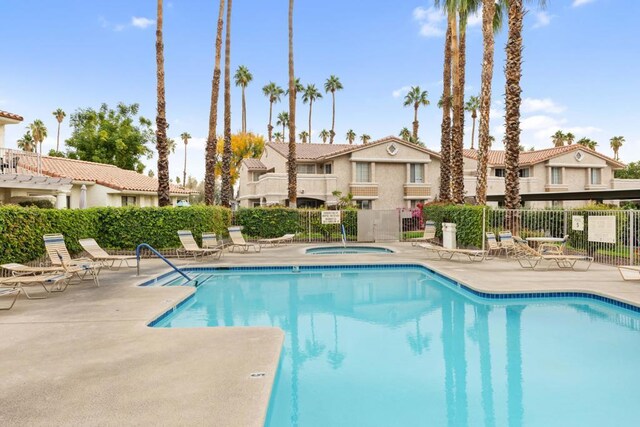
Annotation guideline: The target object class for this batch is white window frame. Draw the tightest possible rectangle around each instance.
[355,163,371,183]
[356,199,372,210]
[551,167,562,184]
[409,163,424,183]
[590,168,601,185]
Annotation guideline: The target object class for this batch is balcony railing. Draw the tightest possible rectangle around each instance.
[0,147,42,176]
[403,183,431,198]
[349,183,378,198]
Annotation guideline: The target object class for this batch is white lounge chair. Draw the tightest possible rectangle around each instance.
[1,263,65,276]
[0,273,72,299]
[617,265,640,281]
[258,233,296,248]
[0,288,21,310]
[79,238,137,270]
[418,243,487,262]
[227,227,261,253]
[409,221,437,246]
[177,230,223,260]
[43,234,103,286]
[485,232,506,258]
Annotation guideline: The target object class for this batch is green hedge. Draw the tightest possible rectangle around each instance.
[422,204,486,248]
[0,205,231,264]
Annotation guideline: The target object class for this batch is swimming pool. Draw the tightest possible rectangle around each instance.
[305,246,394,254]
[151,265,640,426]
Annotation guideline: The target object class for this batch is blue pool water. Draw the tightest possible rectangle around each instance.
[152,266,640,426]
[305,246,394,254]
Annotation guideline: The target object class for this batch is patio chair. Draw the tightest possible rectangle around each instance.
[0,288,21,310]
[617,265,640,281]
[0,273,72,299]
[79,238,137,270]
[497,231,524,258]
[1,263,65,276]
[201,233,228,251]
[418,242,487,263]
[227,226,261,253]
[43,234,103,286]
[515,246,593,271]
[538,235,569,255]
[177,230,223,260]
[257,233,296,248]
[485,232,506,258]
[409,221,437,246]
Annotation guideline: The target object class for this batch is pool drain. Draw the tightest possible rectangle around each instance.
[250,372,266,378]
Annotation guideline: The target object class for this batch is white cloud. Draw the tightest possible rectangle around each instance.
[521,98,566,114]
[572,0,595,7]
[413,7,446,38]
[466,7,482,28]
[131,17,155,29]
[392,85,411,98]
[532,11,553,29]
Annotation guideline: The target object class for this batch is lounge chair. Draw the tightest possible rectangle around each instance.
[538,235,569,255]
[257,233,296,248]
[617,265,640,281]
[0,288,21,310]
[43,234,103,286]
[1,263,65,276]
[497,231,521,258]
[515,246,593,271]
[0,273,72,299]
[79,238,137,270]
[227,227,261,253]
[409,221,437,246]
[485,232,506,258]
[418,242,487,262]
[177,230,223,260]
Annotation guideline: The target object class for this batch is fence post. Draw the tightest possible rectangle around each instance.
[630,210,635,266]
[308,210,311,243]
[482,207,486,251]
[563,210,568,237]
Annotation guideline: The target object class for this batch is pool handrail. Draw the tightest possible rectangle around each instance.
[136,243,192,283]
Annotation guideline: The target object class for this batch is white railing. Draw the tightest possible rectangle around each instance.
[0,147,42,176]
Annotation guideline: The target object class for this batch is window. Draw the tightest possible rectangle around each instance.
[324,163,332,174]
[251,172,263,181]
[591,168,601,185]
[551,167,562,184]
[410,164,424,183]
[518,168,530,178]
[252,200,261,207]
[494,168,505,177]
[121,196,137,206]
[356,200,372,209]
[355,163,371,182]
[297,164,316,174]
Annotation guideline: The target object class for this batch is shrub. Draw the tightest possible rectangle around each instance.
[17,200,55,209]
[423,203,486,248]
[233,207,301,238]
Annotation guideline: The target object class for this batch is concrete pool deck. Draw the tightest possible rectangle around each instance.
[2,242,640,425]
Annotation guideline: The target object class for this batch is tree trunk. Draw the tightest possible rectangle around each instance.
[330,92,335,144]
[308,100,313,144]
[450,11,465,204]
[470,113,476,149]
[221,0,233,208]
[504,0,523,210]
[439,20,453,202]
[412,105,419,142]
[183,142,187,187]
[241,86,246,133]
[287,0,297,207]
[267,101,273,141]
[155,0,171,207]
[56,121,61,152]
[205,0,225,205]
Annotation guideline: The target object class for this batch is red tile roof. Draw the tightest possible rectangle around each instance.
[18,155,191,194]
[0,110,23,122]
[463,145,624,168]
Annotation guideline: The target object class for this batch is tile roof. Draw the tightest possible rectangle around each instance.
[17,155,192,194]
[463,145,624,168]
[0,110,23,122]
[243,158,268,170]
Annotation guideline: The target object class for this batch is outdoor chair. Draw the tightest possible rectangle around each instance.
[177,230,223,260]
[0,273,72,299]
[0,288,20,310]
[497,231,524,258]
[227,226,261,253]
[485,232,506,258]
[515,245,593,271]
[418,242,487,263]
[538,235,569,255]
[43,234,103,286]
[1,263,65,276]
[258,233,296,248]
[79,238,137,270]
[201,233,227,251]
[617,265,640,281]
[409,221,437,246]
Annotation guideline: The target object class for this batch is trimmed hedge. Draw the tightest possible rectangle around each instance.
[0,205,231,264]
[422,203,486,248]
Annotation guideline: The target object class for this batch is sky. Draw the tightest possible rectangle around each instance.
[1,0,638,181]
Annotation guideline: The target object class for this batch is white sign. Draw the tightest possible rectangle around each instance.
[572,216,584,231]
[588,216,616,244]
[321,211,341,224]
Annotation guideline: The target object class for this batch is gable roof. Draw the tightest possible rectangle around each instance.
[266,136,441,161]
[0,110,23,122]
[463,145,624,168]
[17,155,192,194]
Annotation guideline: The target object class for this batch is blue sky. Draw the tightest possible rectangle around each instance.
[1,0,638,180]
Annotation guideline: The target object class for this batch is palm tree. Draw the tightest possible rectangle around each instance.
[302,84,322,144]
[551,130,565,147]
[319,129,330,143]
[399,127,411,142]
[287,0,297,207]
[262,82,284,142]
[234,65,253,133]
[403,86,430,143]
[465,95,480,149]
[52,108,66,152]
[28,120,47,154]
[155,0,170,206]
[180,132,191,186]
[298,130,309,143]
[448,0,465,204]
[17,131,35,152]
[577,137,598,150]
[324,75,343,144]
[610,136,625,160]
[346,129,356,144]
[221,0,234,208]
[276,112,289,140]
[564,132,575,145]
[205,0,226,205]
[273,132,284,142]
[285,78,304,97]
[439,16,453,202]
[360,134,371,144]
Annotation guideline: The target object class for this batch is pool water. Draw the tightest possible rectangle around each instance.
[153,266,640,426]
[305,246,394,254]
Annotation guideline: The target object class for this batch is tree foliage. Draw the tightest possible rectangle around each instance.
[615,161,640,179]
[216,132,265,185]
[65,103,153,173]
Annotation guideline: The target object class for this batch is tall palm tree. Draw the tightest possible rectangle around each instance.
[298,130,309,143]
[273,132,284,142]
[403,86,430,143]
[262,82,284,142]
[52,108,66,152]
[324,75,343,144]
[448,1,465,204]
[564,132,575,145]
[465,95,480,149]
[346,129,356,144]
[205,0,226,205]
[29,119,48,155]
[302,84,322,143]
[276,112,289,140]
[221,0,234,207]
[155,0,171,206]
[577,137,598,150]
[180,132,191,186]
[439,16,453,202]
[287,0,297,207]
[360,134,371,144]
[610,136,625,160]
[319,129,330,143]
[234,65,253,133]
[399,127,411,142]
[551,130,565,147]
[285,78,304,97]
[17,131,35,152]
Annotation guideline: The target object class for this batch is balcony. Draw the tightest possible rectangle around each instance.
[544,184,569,192]
[403,183,431,198]
[349,183,378,199]
[243,172,339,202]
[0,147,42,176]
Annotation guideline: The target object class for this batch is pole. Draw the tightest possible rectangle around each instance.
[629,210,634,266]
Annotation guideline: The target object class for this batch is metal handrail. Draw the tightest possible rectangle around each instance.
[136,243,192,283]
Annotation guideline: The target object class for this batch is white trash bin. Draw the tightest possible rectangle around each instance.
[442,223,457,249]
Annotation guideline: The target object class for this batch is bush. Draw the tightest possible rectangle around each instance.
[0,205,231,264]
[17,200,55,209]
[233,207,301,238]
[423,203,486,248]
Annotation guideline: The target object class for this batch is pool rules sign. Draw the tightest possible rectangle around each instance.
[321,211,341,224]
[588,216,616,244]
